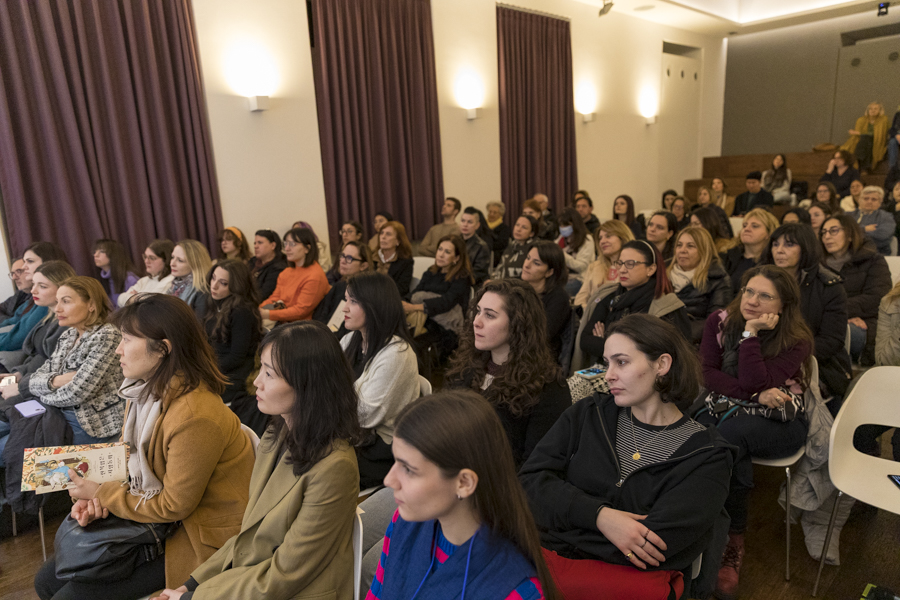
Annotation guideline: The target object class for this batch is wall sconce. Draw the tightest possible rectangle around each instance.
[638,86,658,126]
[575,82,597,124]
[224,41,279,112]
[455,70,485,120]
[248,96,270,112]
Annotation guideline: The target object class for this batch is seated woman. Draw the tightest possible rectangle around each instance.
[691,206,736,254]
[340,272,419,489]
[574,220,634,309]
[820,214,892,365]
[671,196,691,231]
[668,227,733,344]
[521,314,734,600]
[492,215,537,280]
[35,294,256,600]
[292,220,332,271]
[366,390,555,600]
[803,181,842,216]
[368,210,394,253]
[521,242,571,360]
[118,240,175,307]
[523,198,556,241]
[761,154,792,203]
[720,208,779,294]
[764,224,853,408]
[808,201,833,238]
[313,240,372,335]
[167,240,213,316]
[840,179,864,212]
[692,187,734,238]
[249,230,287,300]
[446,279,570,467]
[373,221,414,296]
[203,260,265,435]
[259,228,330,325]
[645,211,676,263]
[848,185,895,255]
[93,239,139,308]
[841,101,890,174]
[556,208,596,297]
[612,194,644,240]
[328,221,366,284]
[820,150,860,197]
[22,242,69,279]
[579,241,690,364]
[403,235,474,360]
[780,207,811,225]
[216,227,251,264]
[712,178,735,217]
[487,201,511,265]
[697,265,813,600]
[150,321,360,600]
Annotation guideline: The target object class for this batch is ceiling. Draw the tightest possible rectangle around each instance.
[574,0,883,35]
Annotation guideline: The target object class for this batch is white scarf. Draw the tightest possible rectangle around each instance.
[119,379,164,506]
[669,264,696,293]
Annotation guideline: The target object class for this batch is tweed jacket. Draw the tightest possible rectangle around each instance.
[29,323,124,438]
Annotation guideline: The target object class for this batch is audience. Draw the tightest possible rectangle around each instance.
[93,239,139,308]
[671,196,691,231]
[35,293,256,600]
[841,101,889,174]
[259,228,330,325]
[216,227,251,263]
[366,390,555,600]
[669,227,733,344]
[292,221,332,271]
[732,171,774,217]
[780,207,811,225]
[661,189,678,211]
[492,215,537,280]
[313,240,372,335]
[249,229,287,300]
[808,201,833,238]
[847,185,894,255]
[373,220,414,296]
[721,208,779,293]
[153,322,360,600]
[556,207,596,296]
[692,186,734,238]
[574,220,634,309]
[340,221,365,246]
[840,178,864,212]
[419,197,461,257]
[820,214,892,365]
[574,191,600,233]
[691,206,736,254]
[521,242,571,360]
[341,272,419,489]
[368,210,394,253]
[645,211,677,263]
[460,207,491,285]
[0,258,29,325]
[167,240,213,316]
[446,279,570,467]
[806,181,842,215]
[820,150,860,197]
[711,177,735,216]
[487,200,511,263]
[697,265,813,600]
[118,239,176,307]
[524,198,556,241]
[761,154,792,203]
[521,314,733,600]
[23,242,69,279]
[613,194,644,239]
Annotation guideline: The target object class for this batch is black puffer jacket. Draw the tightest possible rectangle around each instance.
[798,265,853,396]
[252,255,288,300]
[675,263,734,344]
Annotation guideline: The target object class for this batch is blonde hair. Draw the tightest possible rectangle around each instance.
[743,208,779,238]
[175,239,213,294]
[594,220,635,279]
[34,261,77,324]
[486,201,506,216]
[866,102,885,118]
[58,276,112,329]
[668,226,719,292]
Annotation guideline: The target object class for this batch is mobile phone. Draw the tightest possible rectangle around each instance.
[273,300,286,310]
[15,400,46,418]
[1,374,16,386]
[889,474,900,491]
[576,367,607,380]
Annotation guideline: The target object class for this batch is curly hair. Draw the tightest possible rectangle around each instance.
[446,279,560,417]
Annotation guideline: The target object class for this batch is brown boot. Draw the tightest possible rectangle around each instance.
[714,533,745,600]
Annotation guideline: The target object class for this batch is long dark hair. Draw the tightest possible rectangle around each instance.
[820,214,864,255]
[146,239,175,278]
[447,279,560,417]
[284,228,319,268]
[261,322,362,476]
[556,207,588,252]
[110,294,227,402]
[530,241,568,292]
[343,272,415,374]
[25,241,68,263]
[692,206,731,244]
[764,223,820,273]
[768,154,789,188]
[813,181,841,214]
[93,239,137,293]
[620,240,673,298]
[427,235,475,284]
[218,227,252,261]
[613,195,636,225]
[204,259,262,343]
[393,390,559,600]
[648,210,677,257]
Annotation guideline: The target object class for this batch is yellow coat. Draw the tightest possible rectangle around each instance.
[95,385,255,588]
[841,115,890,165]
[189,433,359,600]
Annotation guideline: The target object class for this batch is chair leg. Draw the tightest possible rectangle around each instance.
[785,466,792,581]
[11,510,16,537]
[812,491,843,597]
[38,506,46,562]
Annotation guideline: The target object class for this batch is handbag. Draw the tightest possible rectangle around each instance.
[699,387,805,423]
[54,513,178,582]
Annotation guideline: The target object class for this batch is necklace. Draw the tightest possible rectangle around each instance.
[629,409,677,461]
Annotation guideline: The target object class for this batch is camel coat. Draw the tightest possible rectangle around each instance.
[842,115,890,165]
[189,434,359,600]
[95,384,255,588]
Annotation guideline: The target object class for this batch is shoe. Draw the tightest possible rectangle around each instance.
[714,533,745,600]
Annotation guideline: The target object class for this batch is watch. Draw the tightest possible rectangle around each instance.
[741,330,756,341]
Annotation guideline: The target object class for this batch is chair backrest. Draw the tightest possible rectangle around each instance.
[729,216,744,236]
[240,424,260,456]
[410,256,433,292]
[891,236,898,257]
[885,256,900,284]
[352,506,364,599]
[829,366,900,514]
[418,375,433,397]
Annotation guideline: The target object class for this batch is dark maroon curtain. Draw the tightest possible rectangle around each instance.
[0,0,223,275]
[497,6,577,218]
[310,0,444,251]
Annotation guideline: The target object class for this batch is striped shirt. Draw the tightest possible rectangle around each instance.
[615,408,706,480]
[366,510,544,600]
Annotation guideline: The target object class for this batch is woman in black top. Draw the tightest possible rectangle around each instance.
[521,241,571,361]
[374,221,415,297]
[204,259,264,434]
[446,279,571,467]
[313,240,373,336]
[250,229,287,300]
[612,194,644,240]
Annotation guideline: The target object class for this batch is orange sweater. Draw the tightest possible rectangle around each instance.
[261,263,330,322]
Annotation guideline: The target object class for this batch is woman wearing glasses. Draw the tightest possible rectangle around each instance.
[819,214,891,365]
[327,222,366,284]
[697,265,813,599]
[313,241,373,336]
[259,228,330,325]
[578,241,690,365]
[117,240,176,307]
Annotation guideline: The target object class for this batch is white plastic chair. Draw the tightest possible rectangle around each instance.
[418,375,433,397]
[812,366,900,596]
[352,506,364,600]
[410,256,433,292]
[729,217,744,235]
[240,423,260,456]
[885,256,900,283]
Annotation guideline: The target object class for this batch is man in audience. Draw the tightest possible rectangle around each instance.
[419,197,461,257]
[574,192,600,234]
[0,258,30,326]
[849,186,895,255]
[732,171,774,217]
[460,207,490,285]
[534,192,558,239]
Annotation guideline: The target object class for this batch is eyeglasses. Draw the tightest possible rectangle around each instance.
[741,287,779,303]
[283,240,299,249]
[821,226,844,238]
[613,260,650,270]
[340,228,358,236]
[142,254,161,261]
[339,254,364,263]
[8,269,25,279]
